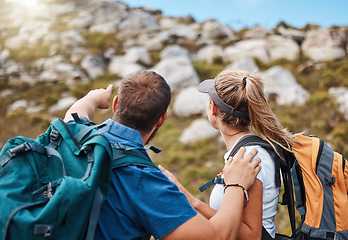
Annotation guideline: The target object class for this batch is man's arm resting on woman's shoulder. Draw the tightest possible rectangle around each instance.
[161,148,261,240]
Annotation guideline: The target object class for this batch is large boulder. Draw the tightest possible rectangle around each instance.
[108,46,150,77]
[179,118,219,143]
[124,46,152,66]
[89,0,128,33]
[328,87,348,120]
[302,28,346,62]
[244,25,272,39]
[277,26,306,44]
[68,11,93,29]
[108,56,144,78]
[34,56,89,86]
[5,20,52,49]
[261,66,309,106]
[159,17,199,41]
[118,8,160,37]
[266,35,300,61]
[201,19,235,41]
[152,45,200,92]
[49,96,77,113]
[173,86,209,118]
[80,55,105,79]
[195,44,225,64]
[60,30,86,51]
[224,39,269,63]
[224,58,260,73]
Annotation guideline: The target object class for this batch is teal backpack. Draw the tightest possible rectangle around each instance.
[0,114,159,240]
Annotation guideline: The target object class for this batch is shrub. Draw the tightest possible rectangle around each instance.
[81,32,123,55]
[192,61,225,81]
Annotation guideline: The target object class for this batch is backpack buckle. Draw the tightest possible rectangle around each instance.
[9,142,32,156]
[113,143,126,150]
[50,128,60,142]
[43,182,53,199]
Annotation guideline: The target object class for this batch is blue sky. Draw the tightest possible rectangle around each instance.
[119,0,348,30]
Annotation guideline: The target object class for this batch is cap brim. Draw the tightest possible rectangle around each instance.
[198,79,215,93]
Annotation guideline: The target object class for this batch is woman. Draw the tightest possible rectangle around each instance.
[160,70,297,239]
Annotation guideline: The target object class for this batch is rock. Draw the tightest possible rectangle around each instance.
[80,55,105,79]
[124,46,152,66]
[37,58,89,86]
[8,99,28,112]
[152,46,199,92]
[266,35,300,61]
[160,45,190,59]
[33,56,66,71]
[26,105,44,113]
[0,89,13,98]
[135,33,166,51]
[152,57,200,92]
[261,66,309,106]
[89,0,128,33]
[68,11,93,29]
[60,30,86,51]
[5,35,26,50]
[118,8,160,36]
[173,86,209,118]
[328,87,348,120]
[159,17,199,40]
[48,96,77,113]
[224,39,269,63]
[195,44,225,64]
[277,26,306,44]
[0,49,10,67]
[302,28,345,62]
[108,56,144,78]
[201,19,235,41]
[5,21,52,49]
[224,58,260,73]
[179,118,219,143]
[70,47,89,64]
[244,25,272,39]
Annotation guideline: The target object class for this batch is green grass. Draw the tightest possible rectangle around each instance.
[81,32,123,55]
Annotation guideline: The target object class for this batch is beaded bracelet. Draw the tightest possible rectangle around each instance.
[224,183,249,208]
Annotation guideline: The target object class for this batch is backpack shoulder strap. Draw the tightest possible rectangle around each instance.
[199,135,281,192]
[234,135,297,238]
[229,135,273,158]
[230,135,283,188]
[111,143,159,170]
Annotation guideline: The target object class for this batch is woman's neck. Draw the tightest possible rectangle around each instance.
[220,126,251,151]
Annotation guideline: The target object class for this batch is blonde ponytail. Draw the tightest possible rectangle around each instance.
[215,70,297,158]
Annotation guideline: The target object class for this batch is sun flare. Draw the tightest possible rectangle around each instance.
[6,0,38,7]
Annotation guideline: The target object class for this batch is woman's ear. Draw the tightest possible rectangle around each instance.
[211,100,218,116]
[112,95,118,113]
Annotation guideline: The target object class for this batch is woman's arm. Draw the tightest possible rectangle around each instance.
[159,165,217,219]
[161,151,264,239]
[237,179,263,240]
[161,148,262,240]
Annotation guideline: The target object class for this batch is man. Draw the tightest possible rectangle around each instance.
[64,70,261,240]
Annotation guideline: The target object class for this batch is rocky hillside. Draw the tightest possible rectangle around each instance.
[1,0,348,233]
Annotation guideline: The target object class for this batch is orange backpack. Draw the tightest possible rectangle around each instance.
[289,134,348,239]
[200,134,348,240]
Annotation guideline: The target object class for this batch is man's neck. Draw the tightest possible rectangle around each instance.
[112,116,152,145]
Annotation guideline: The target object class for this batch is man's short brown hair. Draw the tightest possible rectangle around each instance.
[114,71,171,134]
